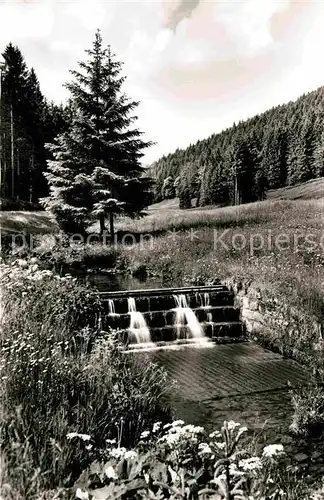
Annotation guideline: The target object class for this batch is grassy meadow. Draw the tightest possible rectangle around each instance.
[122,197,324,320]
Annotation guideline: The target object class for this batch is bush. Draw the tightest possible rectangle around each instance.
[32,235,124,273]
[0,259,171,497]
[289,382,324,437]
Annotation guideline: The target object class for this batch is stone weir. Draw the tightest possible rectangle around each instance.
[99,285,246,348]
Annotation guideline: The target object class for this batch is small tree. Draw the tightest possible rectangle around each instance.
[162,176,175,199]
[42,30,152,237]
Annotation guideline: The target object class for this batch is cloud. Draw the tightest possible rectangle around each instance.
[64,0,109,31]
[164,0,201,31]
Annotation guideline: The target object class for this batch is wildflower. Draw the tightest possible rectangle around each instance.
[171,419,185,427]
[76,488,89,499]
[140,430,150,439]
[105,465,118,479]
[17,259,28,268]
[239,457,262,471]
[229,463,244,476]
[262,444,284,458]
[124,450,138,460]
[110,447,126,459]
[165,433,180,446]
[153,422,162,433]
[236,426,248,439]
[209,430,222,439]
[66,432,91,441]
[198,443,212,455]
[182,424,204,434]
[227,421,241,431]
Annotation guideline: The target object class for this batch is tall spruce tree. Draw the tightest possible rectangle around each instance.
[42,30,152,236]
[2,43,28,200]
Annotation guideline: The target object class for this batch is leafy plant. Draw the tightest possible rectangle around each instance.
[72,420,290,500]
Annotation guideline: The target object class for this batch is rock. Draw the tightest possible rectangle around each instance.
[249,299,259,311]
[243,310,264,323]
[242,296,250,309]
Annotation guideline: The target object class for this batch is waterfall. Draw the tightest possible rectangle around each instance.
[108,299,117,315]
[173,294,205,340]
[203,293,210,308]
[197,293,212,323]
[127,297,152,344]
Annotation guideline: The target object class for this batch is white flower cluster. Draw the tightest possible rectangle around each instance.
[239,457,262,471]
[198,442,212,455]
[158,421,205,448]
[110,447,127,459]
[262,444,284,458]
[66,432,91,441]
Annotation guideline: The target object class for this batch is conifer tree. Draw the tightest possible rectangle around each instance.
[313,130,324,178]
[2,43,28,200]
[42,30,152,236]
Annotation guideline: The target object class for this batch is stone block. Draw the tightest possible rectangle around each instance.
[243,309,264,324]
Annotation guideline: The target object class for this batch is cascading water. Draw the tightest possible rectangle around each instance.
[173,294,205,340]
[108,299,117,316]
[204,293,212,323]
[197,293,212,323]
[128,297,152,344]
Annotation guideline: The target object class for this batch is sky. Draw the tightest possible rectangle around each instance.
[1,0,324,164]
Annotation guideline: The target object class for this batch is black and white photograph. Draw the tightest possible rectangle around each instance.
[0,0,324,498]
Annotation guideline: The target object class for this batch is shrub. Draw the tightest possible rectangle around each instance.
[1,259,172,496]
[289,382,324,437]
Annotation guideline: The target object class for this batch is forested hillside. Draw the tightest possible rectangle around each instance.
[151,87,324,208]
[0,44,71,209]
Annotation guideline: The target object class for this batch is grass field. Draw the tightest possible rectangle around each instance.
[0,210,58,235]
[1,177,323,235]
[267,177,324,200]
[1,178,324,333]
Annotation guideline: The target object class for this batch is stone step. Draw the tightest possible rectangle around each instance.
[101,290,235,314]
[122,337,249,352]
[103,306,241,330]
[99,284,227,300]
[117,321,244,344]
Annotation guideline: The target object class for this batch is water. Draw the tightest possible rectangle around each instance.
[107,299,117,315]
[197,293,212,322]
[127,297,153,344]
[173,294,205,341]
[137,342,324,482]
[85,273,163,292]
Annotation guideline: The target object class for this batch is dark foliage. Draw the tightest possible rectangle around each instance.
[152,86,324,207]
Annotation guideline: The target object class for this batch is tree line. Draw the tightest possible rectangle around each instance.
[0,43,71,208]
[151,87,324,208]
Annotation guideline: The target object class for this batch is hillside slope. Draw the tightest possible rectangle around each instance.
[267,177,324,200]
[151,86,324,209]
